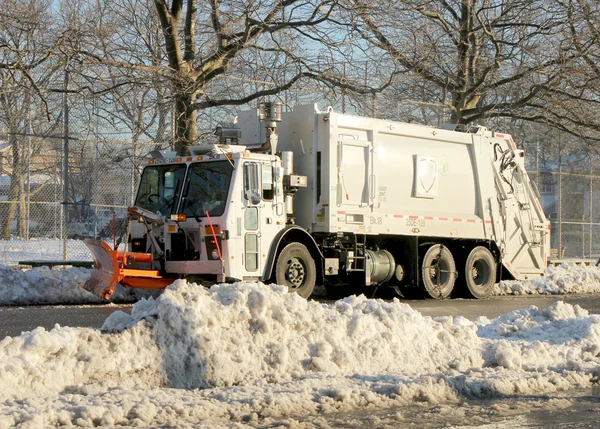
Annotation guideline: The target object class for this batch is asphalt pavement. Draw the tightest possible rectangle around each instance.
[1,293,599,338]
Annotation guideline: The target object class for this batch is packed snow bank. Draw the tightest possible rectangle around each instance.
[494,263,600,296]
[0,265,158,305]
[0,264,98,305]
[103,281,483,388]
[2,281,600,427]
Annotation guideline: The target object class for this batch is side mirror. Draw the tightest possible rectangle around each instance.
[250,192,261,205]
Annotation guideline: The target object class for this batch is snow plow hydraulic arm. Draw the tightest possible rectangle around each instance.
[83,238,175,300]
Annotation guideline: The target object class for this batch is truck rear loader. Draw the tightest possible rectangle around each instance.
[84,102,550,300]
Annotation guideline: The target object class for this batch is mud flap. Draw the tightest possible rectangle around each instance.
[83,239,121,300]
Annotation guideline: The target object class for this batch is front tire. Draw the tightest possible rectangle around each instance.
[421,244,456,299]
[464,246,496,299]
[275,243,316,298]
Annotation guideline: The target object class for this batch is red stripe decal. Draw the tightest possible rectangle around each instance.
[409,215,419,219]
[439,217,448,221]
[453,218,462,222]
[467,219,476,223]
[394,214,403,218]
[485,220,492,224]
[425,216,434,220]
[337,211,346,215]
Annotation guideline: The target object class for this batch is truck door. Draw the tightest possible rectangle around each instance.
[241,161,282,279]
[337,139,374,209]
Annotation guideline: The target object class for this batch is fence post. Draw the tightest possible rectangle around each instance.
[558,169,562,255]
[26,109,31,240]
[62,62,70,260]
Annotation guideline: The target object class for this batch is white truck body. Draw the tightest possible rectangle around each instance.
[236,104,549,283]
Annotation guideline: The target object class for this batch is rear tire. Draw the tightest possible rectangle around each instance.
[421,244,456,299]
[464,246,496,299]
[275,243,316,298]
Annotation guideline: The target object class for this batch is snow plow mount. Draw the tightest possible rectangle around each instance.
[83,238,175,299]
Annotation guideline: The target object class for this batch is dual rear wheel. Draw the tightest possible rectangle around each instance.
[420,244,496,299]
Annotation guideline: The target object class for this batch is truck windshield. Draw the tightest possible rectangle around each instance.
[134,164,186,216]
[181,161,234,217]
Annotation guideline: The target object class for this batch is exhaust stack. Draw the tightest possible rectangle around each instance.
[249,101,282,154]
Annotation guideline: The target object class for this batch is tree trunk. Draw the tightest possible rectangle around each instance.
[174,91,198,156]
[2,135,25,239]
[2,188,17,240]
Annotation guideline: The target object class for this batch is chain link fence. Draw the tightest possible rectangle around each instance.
[529,170,600,259]
[1,73,599,264]
[0,137,163,263]
[0,72,373,265]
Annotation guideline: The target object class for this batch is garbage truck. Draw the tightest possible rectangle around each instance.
[84,102,550,300]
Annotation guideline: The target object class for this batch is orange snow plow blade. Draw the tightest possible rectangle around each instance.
[83,238,175,299]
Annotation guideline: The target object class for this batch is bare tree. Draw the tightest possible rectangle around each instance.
[354,0,588,132]
[0,0,63,239]
[78,0,393,154]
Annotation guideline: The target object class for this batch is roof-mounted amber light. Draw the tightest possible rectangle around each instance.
[170,214,187,222]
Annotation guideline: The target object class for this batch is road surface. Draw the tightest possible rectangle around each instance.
[1,293,600,338]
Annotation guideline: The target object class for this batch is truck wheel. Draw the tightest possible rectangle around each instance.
[421,244,456,299]
[465,246,496,299]
[275,243,316,298]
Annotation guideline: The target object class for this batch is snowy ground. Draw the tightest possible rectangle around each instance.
[494,263,600,295]
[2,280,600,428]
[0,238,96,265]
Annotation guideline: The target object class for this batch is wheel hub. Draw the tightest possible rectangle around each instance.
[286,259,305,288]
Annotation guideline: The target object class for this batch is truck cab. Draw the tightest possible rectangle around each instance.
[128,146,287,285]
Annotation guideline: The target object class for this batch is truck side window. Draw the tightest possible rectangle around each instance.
[243,162,260,204]
[262,165,274,200]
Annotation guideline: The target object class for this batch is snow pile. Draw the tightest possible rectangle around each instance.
[0,324,164,401]
[0,265,158,305]
[494,263,600,296]
[1,281,600,427]
[0,265,102,305]
[103,280,483,388]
